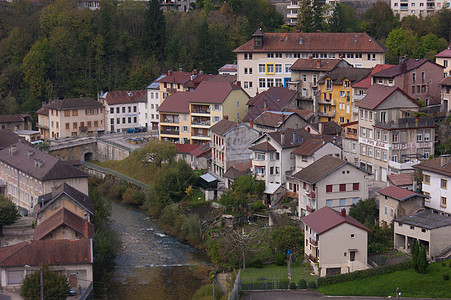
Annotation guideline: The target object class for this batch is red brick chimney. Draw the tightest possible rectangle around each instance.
[341,208,346,217]
[316,60,321,68]
[83,219,89,238]
[250,120,254,128]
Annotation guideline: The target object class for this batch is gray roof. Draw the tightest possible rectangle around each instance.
[147,74,167,89]
[0,142,88,181]
[318,67,372,85]
[0,129,22,150]
[395,210,451,230]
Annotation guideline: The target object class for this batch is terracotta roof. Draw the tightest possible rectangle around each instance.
[292,139,328,156]
[253,111,300,128]
[218,64,237,72]
[371,59,429,78]
[208,74,237,83]
[0,114,31,123]
[33,208,94,240]
[378,185,426,201]
[243,87,296,122]
[36,107,49,116]
[185,74,216,89]
[268,128,313,148]
[435,46,451,58]
[0,129,21,150]
[285,109,314,121]
[311,121,343,135]
[190,142,211,157]
[46,98,103,110]
[413,156,451,177]
[249,141,277,152]
[223,166,245,180]
[387,173,414,187]
[174,143,201,154]
[301,206,371,235]
[352,64,394,88]
[157,92,191,113]
[395,210,451,229]
[102,90,146,105]
[234,32,385,53]
[356,84,419,110]
[319,67,371,85]
[290,59,344,72]
[0,242,28,262]
[439,76,451,86]
[0,142,88,181]
[190,81,242,104]
[210,119,238,135]
[341,121,358,127]
[0,239,92,267]
[293,155,368,183]
[159,71,193,84]
[35,183,93,215]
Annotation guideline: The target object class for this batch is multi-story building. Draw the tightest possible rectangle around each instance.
[251,111,308,133]
[0,141,88,213]
[160,0,193,12]
[146,74,166,130]
[285,0,340,25]
[291,138,341,172]
[317,68,371,124]
[293,155,370,217]
[37,106,50,139]
[100,90,146,133]
[0,114,32,131]
[234,29,385,97]
[435,45,451,77]
[413,155,451,216]
[341,121,359,164]
[357,84,435,182]
[158,70,213,101]
[371,58,444,106]
[289,58,351,111]
[392,0,450,19]
[440,76,451,114]
[210,119,260,177]
[158,82,249,144]
[39,98,104,138]
[301,206,371,276]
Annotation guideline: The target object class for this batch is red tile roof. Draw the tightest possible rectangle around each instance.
[208,74,237,83]
[253,111,301,128]
[285,109,314,120]
[249,141,276,152]
[291,139,327,156]
[387,173,414,187]
[435,46,451,58]
[371,59,429,78]
[378,185,426,201]
[301,206,371,235]
[440,76,451,86]
[210,119,238,135]
[46,98,103,110]
[243,87,296,122]
[218,64,237,72]
[190,81,242,104]
[413,156,451,177]
[0,239,92,267]
[356,84,419,110]
[157,92,191,113]
[174,143,201,154]
[185,74,216,89]
[36,107,49,116]
[234,32,385,53]
[0,114,32,123]
[268,128,313,148]
[352,64,394,88]
[290,59,344,72]
[190,142,211,157]
[102,90,146,105]
[159,71,193,84]
[0,129,21,150]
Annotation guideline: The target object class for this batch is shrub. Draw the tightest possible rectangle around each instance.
[252,259,263,268]
[298,279,307,289]
[308,281,317,289]
[443,273,450,281]
[289,282,296,289]
[449,261,451,268]
[252,200,266,212]
[442,262,447,267]
[275,253,285,266]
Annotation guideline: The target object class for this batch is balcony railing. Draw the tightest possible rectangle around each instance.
[160,129,180,135]
[375,117,435,129]
[318,110,336,117]
[310,237,318,246]
[192,132,210,137]
[306,205,315,213]
[388,159,421,171]
[308,254,318,263]
[307,190,316,199]
[192,108,210,114]
[285,191,298,198]
[191,120,211,126]
[161,118,179,124]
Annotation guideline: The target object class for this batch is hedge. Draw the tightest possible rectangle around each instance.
[318,261,412,286]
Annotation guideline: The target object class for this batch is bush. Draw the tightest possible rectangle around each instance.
[443,273,450,281]
[449,261,451,268]
[275,253,285,266]
[298,279,307,289]
[308,281,317,289]
[289,282,297,289]
[252,200,266,212]
[442,262,447,267]
[252,259,263,268]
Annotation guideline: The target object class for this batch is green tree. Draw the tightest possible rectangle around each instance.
[271,225,303,254]
[181,214,201,243]
[362,1,398,40]
[138,140,177,168]
[142,0,166,59]
[411,239,419,271]
[417,244,429,273]
[384,27,418,64]
[418,33,448,61]
[0,195,21,237]
[349,198,377,226]
[297,0,315,32]
[327,3,359,33]
[20,265,70,300]
[219,175,264,212]
[0,92,19,114]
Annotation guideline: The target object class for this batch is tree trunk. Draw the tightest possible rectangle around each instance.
[242,248,246,272]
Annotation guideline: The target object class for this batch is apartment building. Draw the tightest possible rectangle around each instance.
[292,139,341,172]
[210,119,260,177]
[357,84,435,182]
[158,92,191,144]
[158,70,213,101]
[234,29,385,96]
[317,68,371,124]
[293,155,370,217]
[37,107,50,139]
[146,74,166,130]
[341,121,359,164]
[39,98,104,138]
[100,90,146,133]
[371,58,444,106]
[435,45,451,77]
[285,0,340,26]
[251,111,308,133]
[440,76,451,114]
[0,142,88,213]
[392,0,450,19]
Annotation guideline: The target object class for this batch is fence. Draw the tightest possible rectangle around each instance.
[80,282,93,300]
[240,268,289,290]
[228,269,241,300]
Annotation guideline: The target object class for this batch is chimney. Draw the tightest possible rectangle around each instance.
[440,154,451,167]
[264,99,268,109]
[250,120,254,128]
[167,70,173,76]
[400,55,408,73]
[341,208,346,217]
[319,122,323,134]
[192,69,197,75]
[179,67,183,72]
[9,145,17,156]
[27,150,35,157]
[293,129,296,144]
[316,60,320,68]
[223,115,229,120]
[281,132,285,145]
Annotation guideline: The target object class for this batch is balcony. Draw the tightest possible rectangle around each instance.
[389,159,421,171]
[287,13,298,18]
[160,116,179,124]
[308,254,318,263]
[310,237,318,246]
[307,190,316,199]
[318,110,336,117]
[375,117,435,129]
[37,123,49,129]
[306,205,315,213]
[191,105,210,115]
[191,117,211,127]
[285,191,298,198]
[160,129,180,135]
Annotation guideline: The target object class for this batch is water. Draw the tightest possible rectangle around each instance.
[107,201,210,300]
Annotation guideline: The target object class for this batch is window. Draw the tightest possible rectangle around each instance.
[340,91,345,97]
[390,207,394,217]
[326,79,332,90]
[441,196,447,207]
[424,174,430,184]
[339,199,346,207]
[266,64,274,74]
[259,64,265,73]
[326,185,333,193]
[340,184,346,192]
[361,144,366,155]
[412,73,416,84]
[267,53,274,58]
[275,64,282,73]
[256,152,265,161]
[285,64,292,73]
[353,183,359,191]
[352,198,360,204]
[214,116,220,123]
[275,78,282,87]
[267,78,274,87]
[259,78,266,88]
[244,68,248,74]
[302,74,307,82]
[73,122,77,129]
[441,179,447,189]
[344,80,350,88]
[376,149,381,159]
[424,132,430,141]
[384,205,387,215]
[368,147,372,157]
[350,251,355,261]
[392,134,399,143]
[182,126,189,132]
[326,200,333,207]
[249,68,253,74]
[213,104,220,111]
[417,132,422,141]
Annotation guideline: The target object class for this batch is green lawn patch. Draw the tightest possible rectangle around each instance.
[318,259,451,298]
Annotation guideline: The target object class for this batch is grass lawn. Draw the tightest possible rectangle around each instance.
[318,259,451,298]
[241,262,317,289]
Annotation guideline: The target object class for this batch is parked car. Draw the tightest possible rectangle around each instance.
[68,288,77,296]
[125,127,138,133]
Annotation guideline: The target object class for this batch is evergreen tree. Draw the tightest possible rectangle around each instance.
[417,244,429,273]
[0,195,21,237]
[297,0,314,32]
[142,0,166,59]
[411,239,419,271]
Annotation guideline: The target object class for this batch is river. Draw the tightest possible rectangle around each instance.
[107,201,210,300]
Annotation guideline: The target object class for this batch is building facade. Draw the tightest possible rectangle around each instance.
[435,46,451,77]
[392,0,450,19]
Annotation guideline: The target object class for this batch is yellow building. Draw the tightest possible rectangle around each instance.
[318,68,371,124]
[158,82,249,145]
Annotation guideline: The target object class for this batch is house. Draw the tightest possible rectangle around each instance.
[394,210,451,260]
[292,155,370,217]
[0,239,93,291]
[210,119,260,177]
[387,172,415,190]
[436,45,451,77]
[371,58,444,106]
[0,114,32,131]
[39,98,105,138]
[0,142,88,213]
[392,0,450,20]
[378,185,427,225]
[0,129,23,150]
[413,155,451,216]
[189,142,211,170]
[291,139,341,172]
[160,0,193,12]
[218,63,237,75]
[146,74,166,130]
[36,106,50,139]
[158,92,191,144]
[100,90,147,133]
[289,58,352,111]
[223,166,247,188]
[251,111,307,133]
[301,206,371,276]
[234,29,385,96]
[341,121,359,165]
[317,68,371,124]
[158,70,213,100]
[14,130,41,142]
[175,143,202,167]
[440,76,451,114]
[357,84,435,182]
